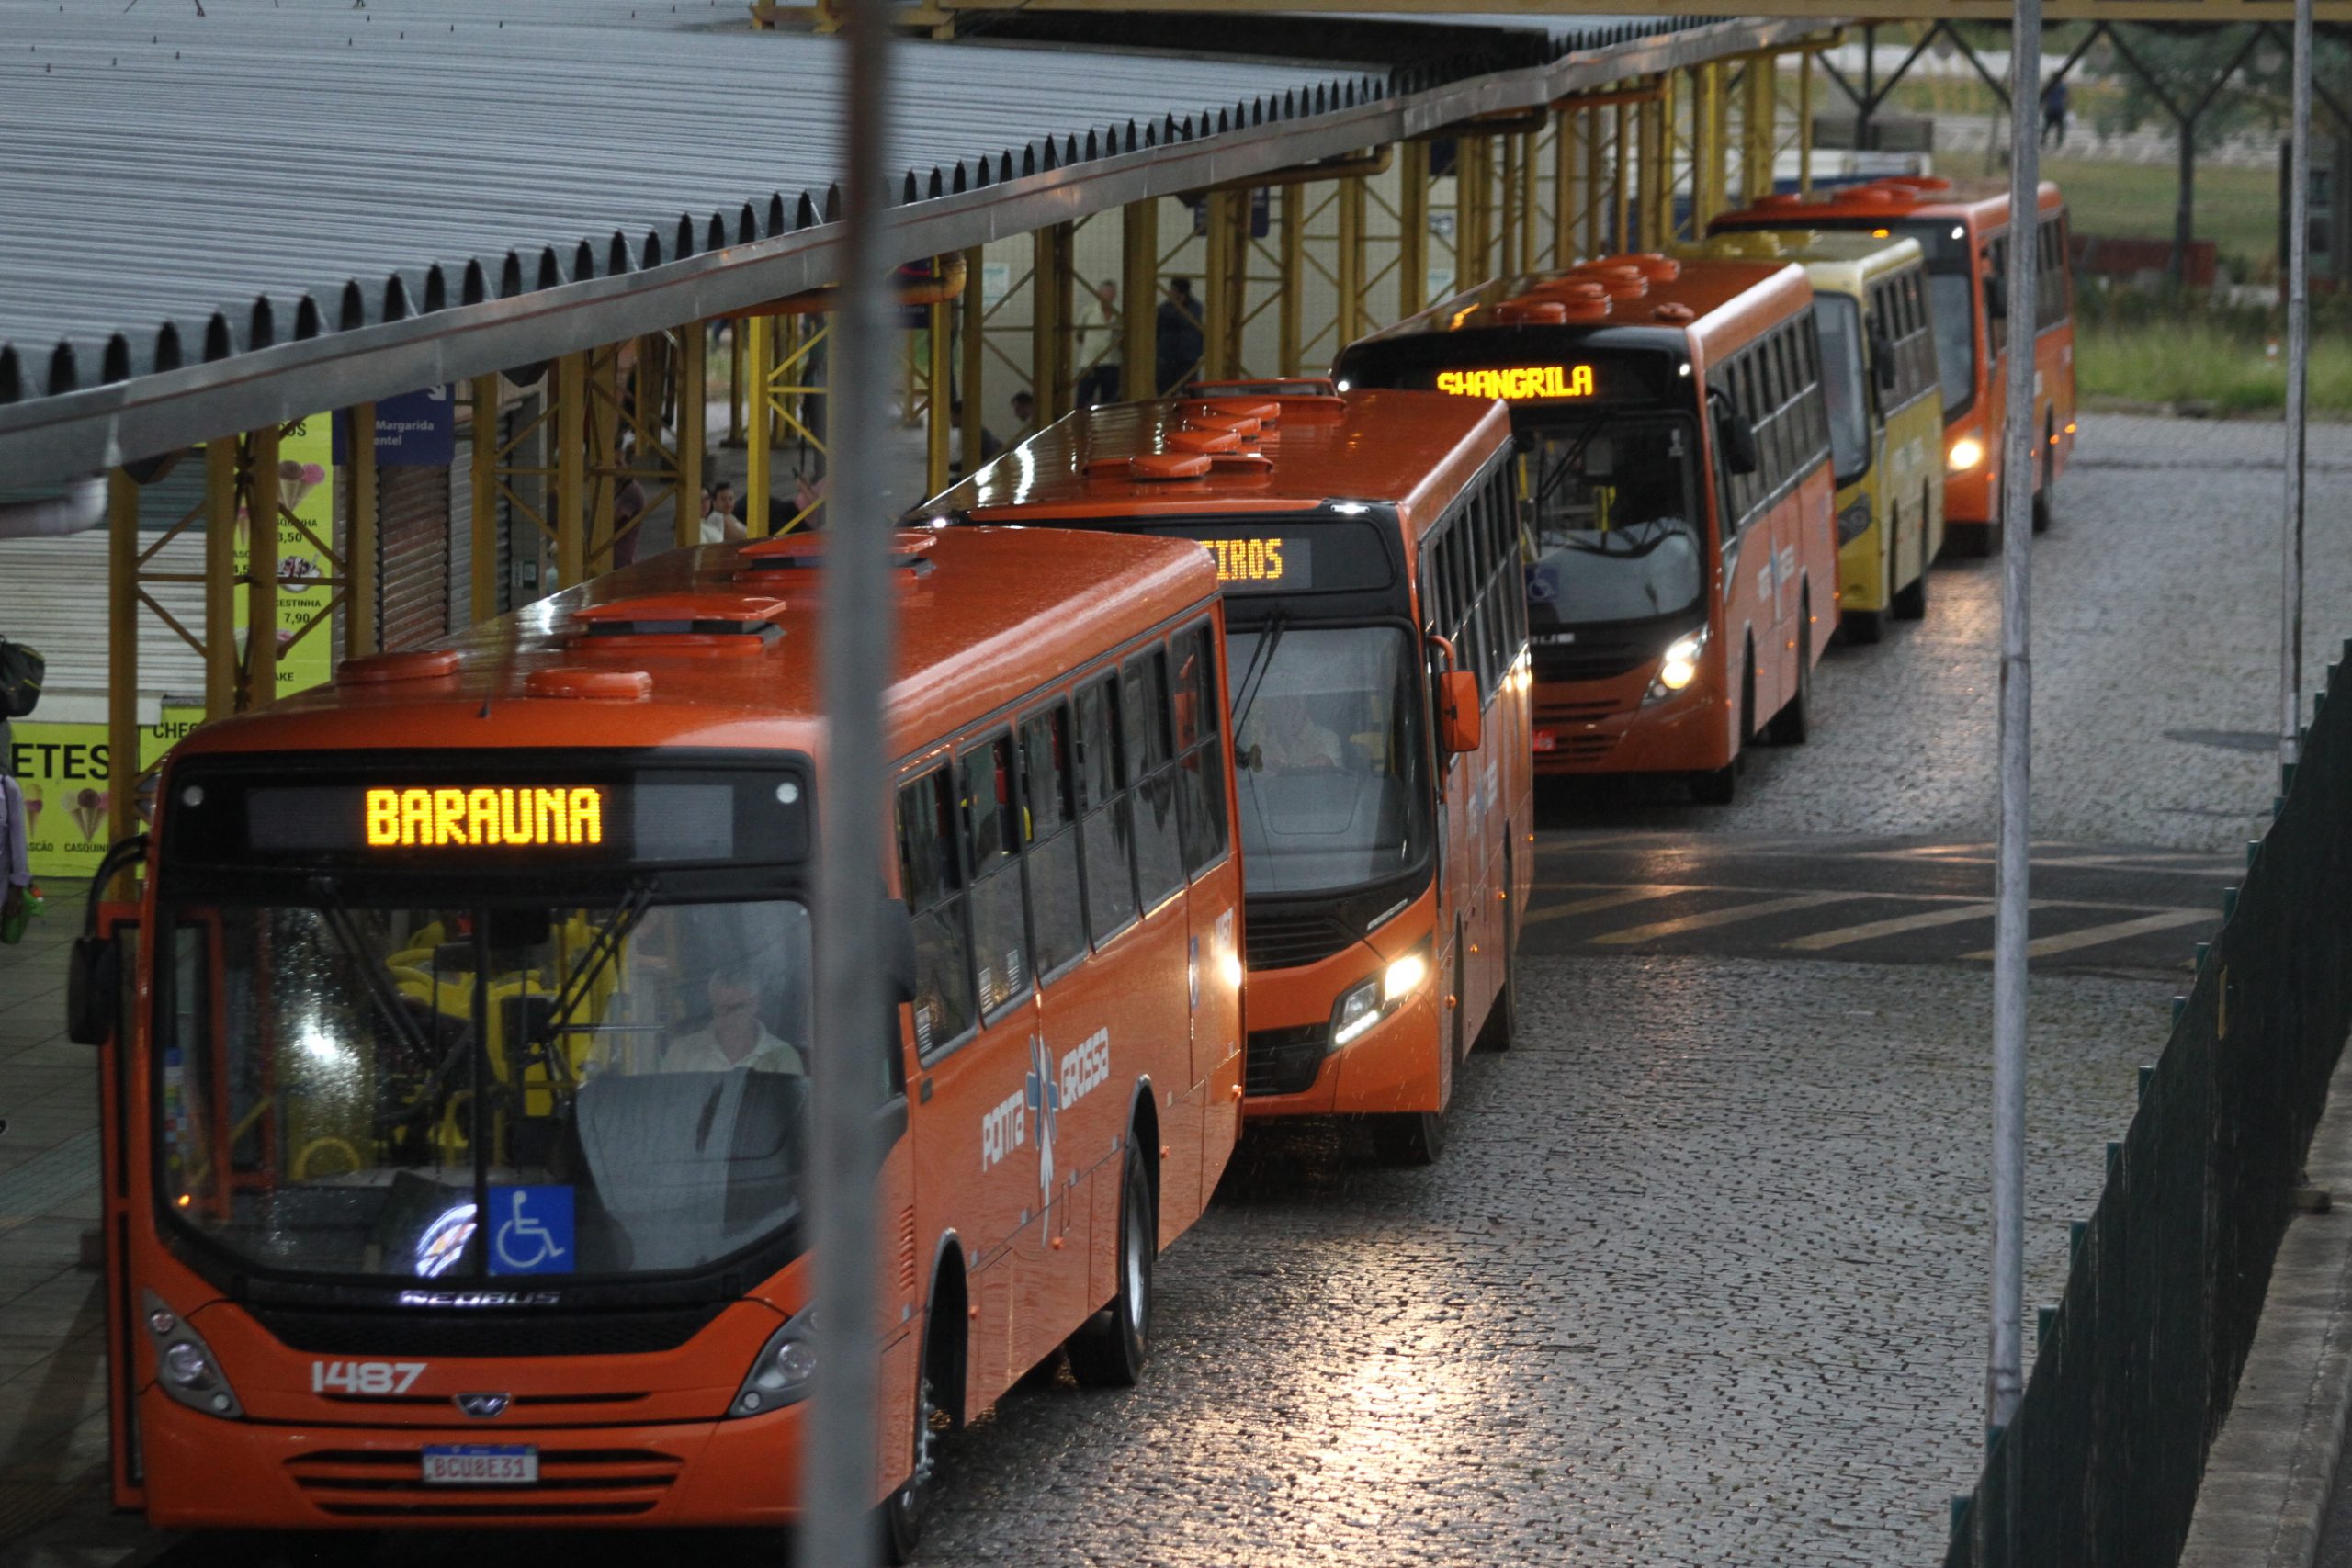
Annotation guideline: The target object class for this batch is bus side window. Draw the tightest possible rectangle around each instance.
[1170,622,1230,876]
[1794,322,1827,467]
[1019,704,1089,981]
[1124,649,1185,910]
[1074,675,1139,943]
[961,732,1032,1019]
[897,766,978,1058]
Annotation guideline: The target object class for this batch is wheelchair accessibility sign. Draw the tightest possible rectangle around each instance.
[488,1186,574,1276]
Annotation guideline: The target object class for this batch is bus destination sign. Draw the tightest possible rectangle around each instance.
[365,786,605,851]
[1202,536,1311,592]
[1435,365,1596,400]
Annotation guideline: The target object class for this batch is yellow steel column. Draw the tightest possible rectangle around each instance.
[1611,101,1630,254]
[1690,64,1720,237]
[555,353,587,580]
[1399,141,1430,317]
[1278,185,1305,377]
[1032,223,1071,421]
[727,325,745,448]
[1460,137,1491,286]
[204,440,236,718]
[1520,129,1540,275]
[677,332,707,549]
[107,470,139,845]
[926,280,952,494]
[1799,53,1815,196]
[1744,56,1778,209]
[469,376,500,621]
[745,316,773,539]
[346,402,378,659]
[1553,110,1578,268]
[587,350,619,576]
[1336,175,1365,349]
[1204,190,1238,381]
[1119,205,1157,400]
[1637,84,1666,253]
[1496,134,1518,279]
[962,245,989,450]
[243,423,280,709]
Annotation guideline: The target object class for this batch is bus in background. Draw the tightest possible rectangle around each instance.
[1334,254,1838,805]
[1712,176,2076,553]
[1685,231,1945,644]
[920,387,1532,1167]
[67,525,1241,1562]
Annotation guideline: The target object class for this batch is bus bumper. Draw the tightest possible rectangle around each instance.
[140,1390,815,1529]
[1242,988,1445,1121]
[1532,683,1729,777]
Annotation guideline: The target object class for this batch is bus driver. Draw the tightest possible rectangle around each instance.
[664,964,806,1075]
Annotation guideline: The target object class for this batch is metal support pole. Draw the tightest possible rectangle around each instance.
[1337,175,1366,347]
[678,332,707,549]
[554,354,587,583]
[1204,191,1238,379]
[1279,185,1305,377]
[107,470,139,846]
[804,0,893,1553]
[1519,128,1540,276]
[1800,53,1815,195]
[1638,83,1666,252]
[1119,208,1156,400]
[728,323,745,448]
[926,280,953,494]
[962,245,989,447]
[203,439,236,719]
[746,316,774,538]
[587,351,620,577]
[1462,137,1491,286]
[1696,62,1727,235]
[1988,0,2043,1457]
[469,376,500,620]
[244,423,280,708]
[1033,222,1072,420]
[1554,109,1579,269]
[1612,102,1630,254]
[2284,0,2313,763]
[1400,141,1430,316]
[1744,55,1777,209]
[346,402,378,659]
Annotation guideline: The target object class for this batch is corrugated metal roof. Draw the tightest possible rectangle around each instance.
[0,0,1814,485]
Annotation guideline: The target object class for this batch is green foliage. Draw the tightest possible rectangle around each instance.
[2075,279,2352,413]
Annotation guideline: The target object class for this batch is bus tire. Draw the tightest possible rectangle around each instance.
[1769,591,1813,746]
[2032,422,2055,534]
[1843,607,1883,647]
[1067,1144,1155,1388]
[1690,763,1737,806]
[881,1280,962,1563]
[1893,507,1930,620]
[1473,894,1516,1055]
[1374,1108,1447,1167]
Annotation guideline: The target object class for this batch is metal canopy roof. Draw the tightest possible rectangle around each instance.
[0,0,1817,486]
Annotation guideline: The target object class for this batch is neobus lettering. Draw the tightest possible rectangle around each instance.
[364,786,604,849]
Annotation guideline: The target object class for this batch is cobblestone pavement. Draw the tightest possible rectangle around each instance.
[0,414,2324,1568]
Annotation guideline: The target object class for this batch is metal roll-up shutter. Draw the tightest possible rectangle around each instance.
[377,464,451,652]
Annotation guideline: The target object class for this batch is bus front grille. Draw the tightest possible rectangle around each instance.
[1243,908,1354,970]
[1245,1025,1329,1098]
[288,1448,681,1517]
[1532,644,1649,683]
[250,1303,725,1358]
[1540,733,1620,762]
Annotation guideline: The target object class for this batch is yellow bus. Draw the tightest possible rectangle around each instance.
[1684,231,1944,643]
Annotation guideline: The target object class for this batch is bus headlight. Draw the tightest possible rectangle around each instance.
[141,1290,243,1419]
[1948,435,1985,472]
[732,1307,818,1416]
[1645,630,1707,704]
[1330,941,1434,1049]
[1836,502,1872,546]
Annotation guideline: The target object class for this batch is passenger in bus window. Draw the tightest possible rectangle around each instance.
[702,482,746,546]
[664,964,805,1075]
[1242,692,1344,773]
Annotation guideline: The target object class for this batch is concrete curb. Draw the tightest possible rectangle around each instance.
[2179,1047,2352,1568]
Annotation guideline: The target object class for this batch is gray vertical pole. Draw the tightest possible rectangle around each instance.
[2283,0,2312,768]
[802,0,893,1559]
[1989,0,2041,1446]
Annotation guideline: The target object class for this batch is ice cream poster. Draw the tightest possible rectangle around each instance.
[232,417,335,700]
[6,707,197,881]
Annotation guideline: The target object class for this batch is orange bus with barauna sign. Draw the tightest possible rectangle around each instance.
[66,525,1242,1560]
[919,387,1532,1166]
[1335,254,1838,805]
[1712,176,2077,552]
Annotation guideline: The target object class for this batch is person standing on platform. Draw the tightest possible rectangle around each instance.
[1157,276,1205,395]
[2041,77,2069,148]
[1077,280,1122,406]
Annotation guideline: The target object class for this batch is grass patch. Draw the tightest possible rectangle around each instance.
[2079,321,2352,413]
[2043,157,2280,279]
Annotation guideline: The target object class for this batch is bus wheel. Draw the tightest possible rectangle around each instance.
[1843,607,1883,647]
[1473,897,1517,1054]
[1374,1108,1447,1167]
[1690,763,1736,806]
[2032,424,2055,534]
[1893,504,1930,621]
[881,1312,955,1563]
[1068,1145,1155,1387]
[1769,592,1813,746]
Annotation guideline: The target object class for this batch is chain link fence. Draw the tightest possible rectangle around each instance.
[1943,641,2352,1566]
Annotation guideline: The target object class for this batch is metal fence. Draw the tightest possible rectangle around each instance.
[1943,642,2352,1567]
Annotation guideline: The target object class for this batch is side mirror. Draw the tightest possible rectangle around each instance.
[1714,402,1760,476]
[66,934,120,1046]
[1436,669,1483,755]
[1984,282,2008,320]
[882,897,919,1006]
[1871,333,1898,392]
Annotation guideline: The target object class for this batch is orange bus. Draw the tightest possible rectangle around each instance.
[1713,176,2078,550]
[1333,254,1839,805]
[66,525,1242,1559]
[920,387,1532,1166]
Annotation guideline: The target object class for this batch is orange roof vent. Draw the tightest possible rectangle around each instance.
[1185,398,1282,429]
[570,592,788,656]
[1493,298,1568,325]
[337,649,459,685]
[525,667,652,702]
[1887,175,1951,193]
[1524,278,1611,319]
[1574,265,1648,300]
[1164,428,1242,457]
[1083,451,1213,482]
[1757,192,1808,209]
[735,529,938,576]
[1653,302,1698,324]
[1599,253,1680,282]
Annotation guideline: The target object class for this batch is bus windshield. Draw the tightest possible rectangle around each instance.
[155,892,823,1281]
[1521,414,1707,635]
[1814,294,1872,485]
[1888,220,1979,417]
[1227,624,1431,896]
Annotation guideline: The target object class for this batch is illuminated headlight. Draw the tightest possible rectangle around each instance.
[1645,630,1708,704]
[1835,502,1872,546]
[1948,435,1985,472]
[141,1290,241,1418]
[1334,378,1351,392]
[1218,951,1244,990]
[731,1307,818,1416]
[1329,941,1435,1049]
[1509,649,1533,694]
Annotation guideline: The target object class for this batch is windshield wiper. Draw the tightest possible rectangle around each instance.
[519,881,656,1086]
[307,877,441,1075]
[1228,606,1290,749]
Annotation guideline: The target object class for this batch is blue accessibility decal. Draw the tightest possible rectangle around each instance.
[488,1185,575,1276]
